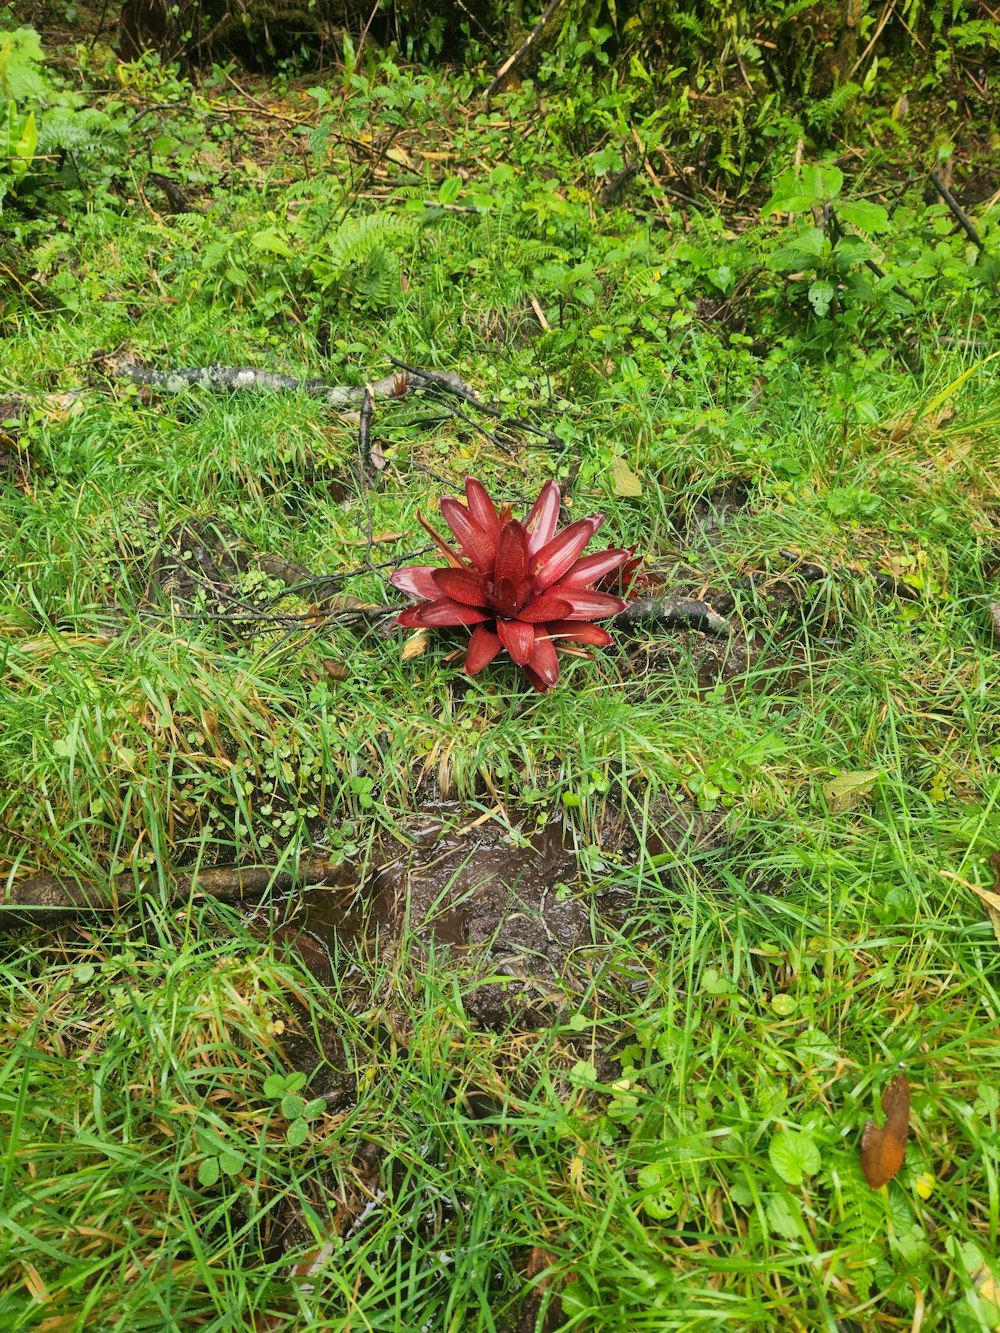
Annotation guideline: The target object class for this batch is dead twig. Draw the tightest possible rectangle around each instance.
[928,170,984,252]
[358,382,382,485]
[385,357,566,447]
[0,856,348,929]
[485,0,566,102]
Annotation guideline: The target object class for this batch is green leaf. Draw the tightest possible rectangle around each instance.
[560,1282,586,1317]
[637,1163,681,1219]
[838,200,890,234]
[0,29,48,100]
[14,109,37,164]
[251,229,294,258]
[281,1093,306,1120]
[591,146,622,177]
[285,1118,309,1147]
[197,1157,220,1188]
[568,1060,598,1087]
[701,968,736,996]
[303,1097,327,1121]
[768,226,828,270]
[769,1129,821,1186]
[263,1074,287,1098]
[762,171,818,216]
[803,163,843,200]
[218,1151,244,1177]
[794,1029,838,1067]
[438,176,463,205]
[202,240,229,269]
[770,994,797,1017]
[766,1192,803,1238]
[808,280,836,316]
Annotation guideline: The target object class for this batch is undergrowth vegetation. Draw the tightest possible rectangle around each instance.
[1,9,999,1331]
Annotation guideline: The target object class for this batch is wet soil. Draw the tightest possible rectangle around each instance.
[261,791,729,1028]
[264,809,611,1032]
[250,793,729,1289]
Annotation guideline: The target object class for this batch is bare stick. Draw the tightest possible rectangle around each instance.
[0,856,348,929]
[485,0,565,102]
[928,170,984,251]
[115,361,420,408]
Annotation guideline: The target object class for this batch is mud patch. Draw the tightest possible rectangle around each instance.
[269,810,597,1031]
[264,796,729,1036]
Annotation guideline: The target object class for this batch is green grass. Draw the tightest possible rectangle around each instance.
[2,51,1000,1333]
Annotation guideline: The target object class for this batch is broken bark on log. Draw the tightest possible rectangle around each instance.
[614,596,731,636]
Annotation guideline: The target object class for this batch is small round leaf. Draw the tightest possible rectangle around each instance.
[198,1157,220,1188]
[286,1119,309,1147]
[769,1129,821,1186]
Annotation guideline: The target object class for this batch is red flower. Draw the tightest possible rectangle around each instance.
[392,477,631,691]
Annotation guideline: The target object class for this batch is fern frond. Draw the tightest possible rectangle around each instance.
[806,81,861,131]
[313,212,413,289]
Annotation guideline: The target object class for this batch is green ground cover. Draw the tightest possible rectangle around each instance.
[1,32,1000,1332]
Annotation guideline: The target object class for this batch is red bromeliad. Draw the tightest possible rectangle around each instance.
[391,477,632,692]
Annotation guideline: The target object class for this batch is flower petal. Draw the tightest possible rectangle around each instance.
[465,477,501,542]
[431,568,488,607]
[401,598,492,627]
[533,516,604,589]
[526,633,560,685]
[391,566,444,599]
[524,480,561,554]
[465,624,502,674]
[548,587,626,619]
[545,621,613,646]
[496,617,536,665]
[440,497,495,573]
[560,548,631,587]
[494,520,530,583]
[516,594,572,623]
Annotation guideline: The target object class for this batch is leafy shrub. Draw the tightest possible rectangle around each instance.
[0,24,124,212]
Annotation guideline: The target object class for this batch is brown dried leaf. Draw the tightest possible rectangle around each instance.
[402,629,430,661]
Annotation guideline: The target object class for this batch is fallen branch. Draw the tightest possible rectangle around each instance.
[614,597,731,636]
[0,855,348,929]
[112,356,565,448]
[113,360,464,409]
